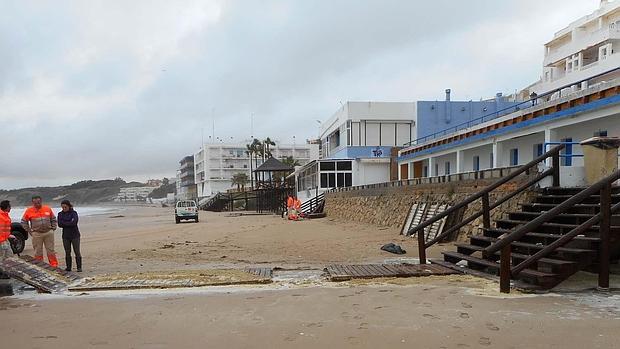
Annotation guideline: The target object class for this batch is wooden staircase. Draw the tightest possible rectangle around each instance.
[440,186,620,289]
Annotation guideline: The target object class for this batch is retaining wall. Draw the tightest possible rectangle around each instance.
[324,173,539,241]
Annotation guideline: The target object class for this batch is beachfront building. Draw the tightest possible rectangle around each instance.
[177,155,197,200]
[530,0,620,97]
[293,102,416,201]
[116,186,156,202]
[194,141,319,198]
[397,1,620,186]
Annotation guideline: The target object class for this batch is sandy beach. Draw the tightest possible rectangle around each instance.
[2,207,620,349]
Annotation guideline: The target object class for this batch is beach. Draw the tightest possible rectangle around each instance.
[2,207,620,348]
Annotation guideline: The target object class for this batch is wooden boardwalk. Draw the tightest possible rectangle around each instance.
[0,256,79,293]
[324,263,457,281]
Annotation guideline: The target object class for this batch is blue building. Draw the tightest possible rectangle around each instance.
[416,89,521,141]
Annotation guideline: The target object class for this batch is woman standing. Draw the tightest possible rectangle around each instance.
[57,200,82,272]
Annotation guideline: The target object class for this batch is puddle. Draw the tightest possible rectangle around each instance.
[272,269,326,286]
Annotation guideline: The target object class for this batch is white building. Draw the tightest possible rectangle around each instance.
[116,186,156,202]
[194,141,319,198]
[532,0,620,96]
[397,1,620,187]
[294,101,417,201]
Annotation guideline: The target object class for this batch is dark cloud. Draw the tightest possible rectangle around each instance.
[0,0,597,189]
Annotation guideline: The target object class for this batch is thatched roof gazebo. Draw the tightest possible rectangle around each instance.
[253,157,295,213]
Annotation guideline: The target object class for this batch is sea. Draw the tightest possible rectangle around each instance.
[8,206,122,221]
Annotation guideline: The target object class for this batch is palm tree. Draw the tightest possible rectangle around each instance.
[232,173,249,191]
[281,156,300,167]
[263,137,276,159]
[245,144,254,189]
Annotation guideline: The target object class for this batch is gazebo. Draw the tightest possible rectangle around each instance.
[253,157,295,213]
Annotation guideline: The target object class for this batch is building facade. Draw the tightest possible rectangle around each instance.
[194,141,319,198]
[531,0,620,96]
[293,102,416,201]
[177,155,197,200]
[116,186,156,202]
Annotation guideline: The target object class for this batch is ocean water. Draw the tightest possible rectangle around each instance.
[8,206,122,221]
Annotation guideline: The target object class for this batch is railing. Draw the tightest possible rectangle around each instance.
[404,66,620,148]
[491,169,620,293]
[410,145,566,265]
[300,193,325,214]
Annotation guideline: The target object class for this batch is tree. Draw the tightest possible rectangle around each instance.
[162,177,169,186]
[232,172,249,191]
[281,156,300,167]
[263,137,276,159]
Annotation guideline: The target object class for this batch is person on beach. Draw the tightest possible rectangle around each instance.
[0,200,16,260]
[21,196,58,267]
[57,200,82,272]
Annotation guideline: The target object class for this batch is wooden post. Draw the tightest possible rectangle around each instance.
[552,152,560,187]
[418,229,427,265]
[482,193,491,229]
[500,244,511,293]
[598,182,611,290]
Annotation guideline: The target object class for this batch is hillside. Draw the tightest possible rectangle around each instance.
[0,179,146,206]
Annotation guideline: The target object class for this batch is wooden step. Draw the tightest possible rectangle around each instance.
[455,243,577,267]
[520,203,600,214]
[442,251,559,285]
[469,235,596,255]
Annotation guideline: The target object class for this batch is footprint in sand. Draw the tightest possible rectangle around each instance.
[485,323,500,331]
[459,312,470,319]
[357,322,369,330]
[479,337,492,346]
[457,344,470,348]
[422,313,440,320]
[461,302,473,309]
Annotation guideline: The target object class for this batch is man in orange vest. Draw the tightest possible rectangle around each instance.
[0,200,15,260]
[21,196,58,267]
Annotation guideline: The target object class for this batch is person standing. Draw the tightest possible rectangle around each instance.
[21,196,58,267]
[57,200,82,272]
[0,200,15,260]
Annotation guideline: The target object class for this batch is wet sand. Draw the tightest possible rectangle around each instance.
[2,207,620,348]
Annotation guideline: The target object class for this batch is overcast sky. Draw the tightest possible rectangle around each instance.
[0,0,599,189]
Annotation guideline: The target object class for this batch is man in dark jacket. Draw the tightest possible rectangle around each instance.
[57,200,82,272]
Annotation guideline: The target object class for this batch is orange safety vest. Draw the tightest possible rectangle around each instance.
[22,206,56,233]
[287,196,294,209]
[0,210,10,243]
[294,199,301,210]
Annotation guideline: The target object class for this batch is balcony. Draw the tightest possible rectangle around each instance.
[544,27,620,66]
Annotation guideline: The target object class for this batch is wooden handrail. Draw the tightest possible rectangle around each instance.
[412,145,565,264]
[484,169,620,258]
[511,199,620,276]
[409,145,564,239]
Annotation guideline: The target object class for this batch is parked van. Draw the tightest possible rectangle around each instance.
[175,200,199,223]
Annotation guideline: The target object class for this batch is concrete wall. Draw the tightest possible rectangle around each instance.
[324,173,538,241]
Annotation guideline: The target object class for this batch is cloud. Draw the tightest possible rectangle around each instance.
[0,0,600,189]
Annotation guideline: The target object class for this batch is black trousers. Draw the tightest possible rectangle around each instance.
[63,237,81,258]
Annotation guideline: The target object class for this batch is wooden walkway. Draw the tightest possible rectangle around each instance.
[324,263,457,281]
[245,267,273,279]
[0,256,79,293]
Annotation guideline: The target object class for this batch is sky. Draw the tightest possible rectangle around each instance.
[0,0,600,189]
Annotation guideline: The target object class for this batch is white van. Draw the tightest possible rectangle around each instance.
[175,200,199,223]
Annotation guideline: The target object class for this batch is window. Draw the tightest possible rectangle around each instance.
[337,161,352,171]
[473,156,480,171]
[344,173,352,187]
[320,173,328,188]
[490,153,494,168]
[434,163,439,176]
[320,162,335,171]
[533,144,543,158]
[337,173,345,187]
[445,162,451,175]
[423,166,428,177]
[328,173,336,187]
[561,138,573,166]
[510,148,519,166]
[594,130,608,137]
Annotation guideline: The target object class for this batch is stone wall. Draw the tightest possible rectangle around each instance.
[324,175,539,242]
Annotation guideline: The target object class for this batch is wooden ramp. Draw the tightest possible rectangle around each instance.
[401,202,450,242]
[324,263,457,281]
[0,256,80,293]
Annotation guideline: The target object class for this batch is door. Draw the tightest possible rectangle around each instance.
[400,164,409,180]
[413,161,423,178]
